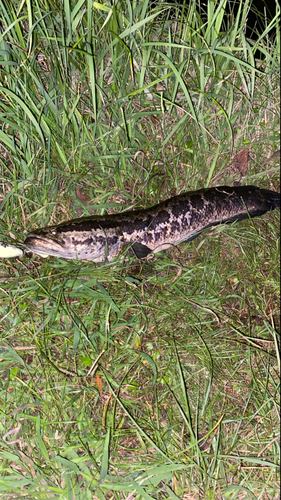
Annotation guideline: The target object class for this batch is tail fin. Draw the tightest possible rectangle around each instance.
[259,188,280,210]
[237,185,280,211]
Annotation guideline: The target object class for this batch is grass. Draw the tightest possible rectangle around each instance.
[0,0,280,498]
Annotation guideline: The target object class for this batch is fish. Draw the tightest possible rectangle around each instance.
[23,185,280,262]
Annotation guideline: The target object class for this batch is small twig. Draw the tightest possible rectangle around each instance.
[87,350,105,376]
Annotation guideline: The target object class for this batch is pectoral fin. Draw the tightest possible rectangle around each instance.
[129,242,153,259]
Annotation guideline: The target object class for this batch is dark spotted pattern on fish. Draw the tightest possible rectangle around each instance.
[24,185,280,262]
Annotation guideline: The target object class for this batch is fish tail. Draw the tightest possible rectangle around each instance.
[260,188,280,209]
[236,185,280,213]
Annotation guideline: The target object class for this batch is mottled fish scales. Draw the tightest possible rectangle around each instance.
[24,185,280,262]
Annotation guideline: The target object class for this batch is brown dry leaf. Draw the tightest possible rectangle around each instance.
[75,188,90,202]
[96,373,102,394]
[150,115,159,125]
[231,148,249,175]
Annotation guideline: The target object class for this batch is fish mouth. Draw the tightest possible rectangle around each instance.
[24,233,65,257]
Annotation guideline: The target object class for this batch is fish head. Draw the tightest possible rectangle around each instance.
[24,228,71,259]
[24,226,111,262]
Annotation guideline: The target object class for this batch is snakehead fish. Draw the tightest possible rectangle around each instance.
[24,185,280,262]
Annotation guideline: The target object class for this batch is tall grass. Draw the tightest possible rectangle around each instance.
[0,0,280,498]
